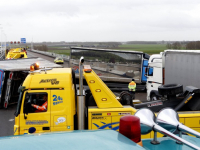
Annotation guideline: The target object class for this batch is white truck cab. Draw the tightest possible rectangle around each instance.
[146,53,163,101]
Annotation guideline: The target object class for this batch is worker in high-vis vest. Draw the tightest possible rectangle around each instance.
[128,79,136,99]
[31,95,47,112]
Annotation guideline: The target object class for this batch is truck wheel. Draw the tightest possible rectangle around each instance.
[158,84,183,96]
[119,91,133,107]
[150,94,158,101]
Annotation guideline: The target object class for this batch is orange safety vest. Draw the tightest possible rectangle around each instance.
[33,101,47,112]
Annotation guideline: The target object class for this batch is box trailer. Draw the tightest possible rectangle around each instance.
[146,50,200,101]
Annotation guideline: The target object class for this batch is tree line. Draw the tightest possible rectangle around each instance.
[166,41,200,50]
[33,45,48,51]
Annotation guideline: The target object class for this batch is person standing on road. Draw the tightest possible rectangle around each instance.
[128,79,136,99]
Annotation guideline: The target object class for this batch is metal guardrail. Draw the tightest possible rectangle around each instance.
[0,51,5,60]
[30,49,70,62]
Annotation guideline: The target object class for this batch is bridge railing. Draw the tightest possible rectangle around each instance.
[0,50,5,60]
[30,49,70,62]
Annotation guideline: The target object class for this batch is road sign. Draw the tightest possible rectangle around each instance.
[21,38,26,44]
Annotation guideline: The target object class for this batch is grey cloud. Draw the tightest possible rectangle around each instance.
[1,0,200,42]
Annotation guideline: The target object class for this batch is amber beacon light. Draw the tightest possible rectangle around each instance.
[30,63,40,71]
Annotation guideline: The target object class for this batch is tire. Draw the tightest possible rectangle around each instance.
[119,91,133,106]
[150,94,158,101]
[158,84,183,96]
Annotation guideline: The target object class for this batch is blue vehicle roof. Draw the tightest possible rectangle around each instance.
[0,130,145,150]
[1,130,200,150]
[143,135,200,150]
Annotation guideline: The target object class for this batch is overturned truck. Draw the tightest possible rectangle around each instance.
[0,57,62,108]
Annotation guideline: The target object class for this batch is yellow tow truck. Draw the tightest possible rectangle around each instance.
[14,57,200,139]
[6,48,27,59]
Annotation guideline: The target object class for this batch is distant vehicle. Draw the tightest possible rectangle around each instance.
[54,57,64,64]
[6,48,28,59]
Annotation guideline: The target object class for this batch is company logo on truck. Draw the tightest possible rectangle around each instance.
[26,120,48,125]
[55,117,66,125]
[147,102,163,107]
[93,122,119,130]
[39,79,59,85]
[53,95,63,105]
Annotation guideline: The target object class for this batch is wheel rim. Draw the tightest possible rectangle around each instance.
[151,96,157,101]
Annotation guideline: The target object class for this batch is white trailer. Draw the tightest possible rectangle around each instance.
[146,50,200,101]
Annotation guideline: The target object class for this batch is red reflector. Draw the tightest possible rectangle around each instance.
[9,72,13,79]
[4,102,7,108]
[119,115,141,143]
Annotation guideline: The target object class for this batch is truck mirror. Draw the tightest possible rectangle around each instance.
[18,86,26,93]
[144,67,148,76]
[24,94,31,115]
[24,101,31,119]
[24,103,30,115]
[24,105,28,119]
[143,53,150,59]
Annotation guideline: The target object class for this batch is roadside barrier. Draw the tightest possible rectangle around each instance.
[29,49,70,62]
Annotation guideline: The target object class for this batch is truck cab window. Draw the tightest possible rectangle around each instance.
[23,93,48,113]
[148,67,153,76]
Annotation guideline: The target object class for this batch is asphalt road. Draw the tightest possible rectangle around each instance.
[0,51,147,137]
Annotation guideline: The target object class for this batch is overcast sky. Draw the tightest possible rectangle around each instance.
[0,0,200,42]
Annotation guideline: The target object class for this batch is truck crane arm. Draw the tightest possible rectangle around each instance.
[83,65,123,108]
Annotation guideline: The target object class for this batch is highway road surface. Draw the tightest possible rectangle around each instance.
[0,50,147,137]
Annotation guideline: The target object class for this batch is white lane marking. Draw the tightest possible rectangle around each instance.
[9,119,14,121]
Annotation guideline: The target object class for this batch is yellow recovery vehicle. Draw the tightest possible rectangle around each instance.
[6,48,28,59]
[14,57,200,139]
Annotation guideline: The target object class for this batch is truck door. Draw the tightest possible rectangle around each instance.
[19,90,51,134]
[141,60,148,82]
[50,89,74,131]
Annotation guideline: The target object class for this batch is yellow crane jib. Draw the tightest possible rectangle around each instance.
[83,65,123,108]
